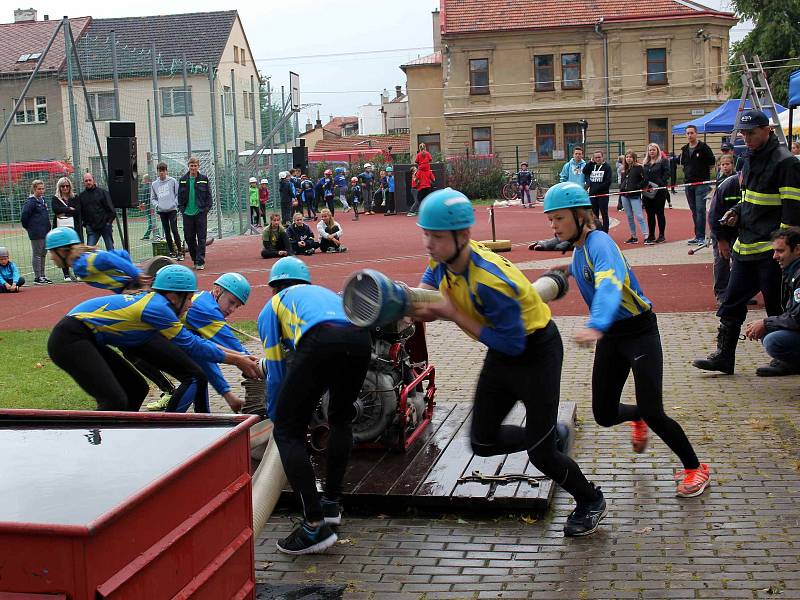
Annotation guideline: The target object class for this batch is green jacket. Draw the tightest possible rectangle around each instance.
[249,186,260,207]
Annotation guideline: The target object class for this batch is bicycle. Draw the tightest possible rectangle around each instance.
[501,171,519,201]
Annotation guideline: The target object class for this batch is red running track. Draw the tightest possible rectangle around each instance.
[0,204,717,331]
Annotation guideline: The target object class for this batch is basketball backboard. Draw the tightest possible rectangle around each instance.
[290,71,300,111]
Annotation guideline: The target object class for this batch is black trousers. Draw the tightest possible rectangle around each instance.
[471,321,598,504]
[643,189,667,239]
[590,195,610,233]
[159,210,182,255]
[273,324,371,523]
[592,311,699,469]
[182,211,207,265]
[717,255,782,327]
[385,191,395,213]
[0,276,25,290]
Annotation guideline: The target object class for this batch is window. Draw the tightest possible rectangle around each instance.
[418,134,441,156]
[469,59,489,95]
[648,118,668,151]
[14,96,47,124]
[564,123,583,151]
[534,55,554,91]
[240,48,246,66]
[561,53,582,90]
[536,124,555,160]
[233,45,239,64]
[223,86,232,116]
[647,48,667,85]
[161,87,192,117]
[87,91,117,121]
[471,127,491,154]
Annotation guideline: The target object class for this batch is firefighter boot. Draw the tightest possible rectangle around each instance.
[692,324,740,375]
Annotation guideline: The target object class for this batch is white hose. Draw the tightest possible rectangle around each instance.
[251,437,287,538]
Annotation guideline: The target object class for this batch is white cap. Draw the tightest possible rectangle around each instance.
[260,178,268,184]
[279,171,288,178]
[364,163,373,169]
[249,176,258,183]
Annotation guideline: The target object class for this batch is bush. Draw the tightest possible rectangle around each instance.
[446,154,506,199]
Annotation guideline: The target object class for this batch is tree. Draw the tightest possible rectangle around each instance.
[726,0,800,106]
[259,79,297,146]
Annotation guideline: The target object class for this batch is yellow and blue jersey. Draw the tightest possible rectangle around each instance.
[68,291,225,363]
[183,290,249,395]
[72,250,141,293]
[570,230,652,332]
[421,240,551,355]
[257,284,350,418]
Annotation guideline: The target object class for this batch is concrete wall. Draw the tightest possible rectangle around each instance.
[2,77,67,162]
[358,103,383,135]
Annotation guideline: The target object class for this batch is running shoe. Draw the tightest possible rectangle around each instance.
[624,237,638,244]
[276,521,337,555]
[564,487,607,537]
[630,419,649,453]
[43,277,53,284]
[196,263,205,271]
[145,393,171,411]
[33,277,47,285]
[321,497,342,526]
[675,463,711,497]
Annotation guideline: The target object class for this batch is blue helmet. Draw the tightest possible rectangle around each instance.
[268,256,311,286]
[152,264,197,293]
[416,187,475,231]
[45,227,81,250]
[214,272,251,304]
[543,182,592,213]
[386,165,393,172]
[334,167,345,175]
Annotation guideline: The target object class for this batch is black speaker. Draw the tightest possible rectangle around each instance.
[292,144,309,173]
[107,135,138,209]
[109,121,136,138]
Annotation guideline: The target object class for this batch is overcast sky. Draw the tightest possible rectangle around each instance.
[26,0,748,123]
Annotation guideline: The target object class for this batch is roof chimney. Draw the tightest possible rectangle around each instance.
[305,117,312,132]
[395,85,403,99]
[315,110,322,129]
[43,14,49,20]
[432,10,441,53]
[14,8,37,22]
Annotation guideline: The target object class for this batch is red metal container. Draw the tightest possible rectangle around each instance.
[0,409,258,599]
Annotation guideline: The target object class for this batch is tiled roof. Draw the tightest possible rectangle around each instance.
[0,17,91,75]
[401,51,442,68]
[78,11,237,77]
[440,0,736,34]
[313,134,410,154]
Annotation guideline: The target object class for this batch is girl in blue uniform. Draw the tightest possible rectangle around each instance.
[410,188,607,537]
[543,182,710,498]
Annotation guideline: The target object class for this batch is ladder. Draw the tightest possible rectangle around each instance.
[734,55,788,146]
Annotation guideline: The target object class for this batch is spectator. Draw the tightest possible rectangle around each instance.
[320,169,335,215]
[261,213,293,259]
[178,157,213,271]
[21,179,52,285]
[582,150,612,232]
[359,163,375,215]
[559,147,586,186]
[349,177,362,221]
[517,162,534,208]
[707,156,740,305]
[616,155,625,211]
[333,167,350,212]
[619,151,648,244]
[642,143,670,244]
[678,125,716,245]
[248,177,261,226]
[0,247,24,292]
[317,208,347,253]
[415,142,432,169]
[151,162,182,260]
[139,174,156,241]
[279,171,295,225]
[406,167,420,217]
[744,227,800,376]
[259,178,270,226]
[288,212,319,256]
[694,109,800,375]
[51,176,81,281]
[384,165,396,215]
[415,164,436,210]
[792,141,800,159]
[79,172,115,250]
[299,175,317,221]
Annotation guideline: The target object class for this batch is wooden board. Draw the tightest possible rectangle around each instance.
[278,401,577,515]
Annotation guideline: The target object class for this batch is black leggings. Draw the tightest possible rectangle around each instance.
[158,210,182,255]
[643,190,667,239]
[590,196,610,232]
[592,312,699,469]
[273,324,372,523]
[471,321,598,504]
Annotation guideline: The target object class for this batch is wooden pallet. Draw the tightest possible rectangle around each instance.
[278,401,577,515]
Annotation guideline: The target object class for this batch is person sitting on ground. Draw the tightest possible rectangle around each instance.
[261,213,294,259]
[0,247,24,293]
[45,227,145,294]
[744,227,800,377]
[288,212,319,256]
[48,264,260,412]
[317,208,347,253]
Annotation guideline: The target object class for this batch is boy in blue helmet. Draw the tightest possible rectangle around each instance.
[48,264,260,412]
[409,187,607,537]
[333,167,350,212]
[543,181,710,498]
[257,256,371,555]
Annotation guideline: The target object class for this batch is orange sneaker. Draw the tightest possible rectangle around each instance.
[675,463,711,498]
[629,419,649,453]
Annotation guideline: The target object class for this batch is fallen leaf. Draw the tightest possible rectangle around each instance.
[634,527,653,534]
[34,362,43,369]
[336,538,353,545]
[259,561,273,569]
[305,565,317,574]
[519,514,538,525]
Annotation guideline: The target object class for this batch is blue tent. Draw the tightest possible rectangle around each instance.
[672,99,787,134]
[789,70,800,107]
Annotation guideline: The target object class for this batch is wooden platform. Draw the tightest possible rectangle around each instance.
[279,401,577,515]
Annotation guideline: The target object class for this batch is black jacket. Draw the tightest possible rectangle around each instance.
[732,134,800,260]
[177,171,212,213]
[287,223,315,244]
[643,159,670,188]
[517,170,533,186]
[679,141,716,183]
[764,258,800,333]
[51,195,83,240]
[78,186,115,231]
[619,164,645,196]
[708,174,741,242]
[582,162,612,196]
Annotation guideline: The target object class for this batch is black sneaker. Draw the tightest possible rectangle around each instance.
[564,487,607,537]
[33,277,47,285]
[756,358,800,377]
[43,277,54,284]
[276,521,337,555]
[321,498,342,526]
